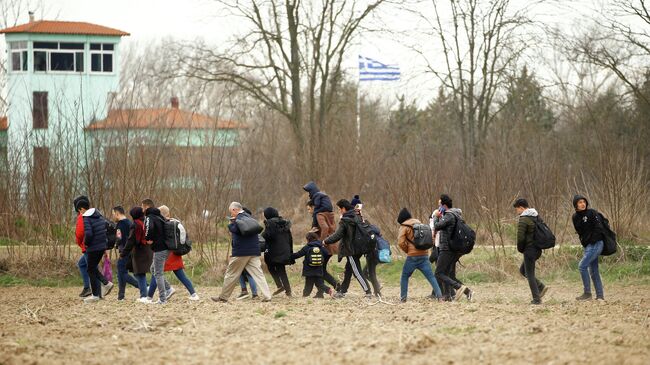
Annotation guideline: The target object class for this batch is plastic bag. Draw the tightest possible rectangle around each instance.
[102,256,113,282]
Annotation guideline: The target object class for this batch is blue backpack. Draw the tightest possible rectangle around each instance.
[376,235,392,263]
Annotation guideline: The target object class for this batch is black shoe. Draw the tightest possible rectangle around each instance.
[285,291,292,298]
[531,299,542,305]
[79,287,92,297]
[576,293,592,301]
[272,287,285,296]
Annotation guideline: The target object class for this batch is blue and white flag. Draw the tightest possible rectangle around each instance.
[358,55,400,81]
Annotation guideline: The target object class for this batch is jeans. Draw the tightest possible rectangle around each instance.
[519,247,545,300]
[363,251,381,296]
[436,250,462,299]
[267,262,291,294]
[151,250,170,302]
[86,250,104,297]
[339,255,370,294]
[401,255,442,300]
[135,273,148,298]
[149,269,196,296]
[117,253,139,299]
[239,271,258,295]
[579,240,604,298]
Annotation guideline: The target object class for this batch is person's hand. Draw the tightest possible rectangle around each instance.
[434,209,442,218]
[146,240,153,244]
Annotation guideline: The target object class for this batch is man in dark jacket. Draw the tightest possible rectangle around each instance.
[572,194,605,301]
[212,202,272,302]
[433,194,473,301]
[261,207,293,297]
[514,198,548,304]
[112,206,138,301]
[82,205,108,303]
[324,199,371,299]
[291,232,334,298]
[303,181,336,241]
[142,198,170,304]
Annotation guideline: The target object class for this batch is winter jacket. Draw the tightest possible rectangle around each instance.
[116,218,132,253]
[291,241,330,277]
[122,218,153,275]
[433,208,463,251]
[303,181,333,214]
[324,210,363,259]
[261,217,294,264]
[572,195,604,247]
[228,212,262,257]
[516,208,538,253]
[82,208,108,253]
[164,252,184,272]
[144,207,167,252]
[75,213,86,253]
[398,218,430,256]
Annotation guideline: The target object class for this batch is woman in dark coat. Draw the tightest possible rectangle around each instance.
[120,206,153,302]
[261,207,293,296]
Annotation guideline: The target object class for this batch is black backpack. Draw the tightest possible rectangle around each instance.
[306,246,324,267]
[174,237,192,256]
[404,223,434,250]
[598,213,617,256]
[163,219,182,251]
[351,220,376,255]
[449,216,476,255]
[105,218,118,250]
[532,217,556,250]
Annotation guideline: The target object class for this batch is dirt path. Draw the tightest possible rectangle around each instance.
[0,282,648,365]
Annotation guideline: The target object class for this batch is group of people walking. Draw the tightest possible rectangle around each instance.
[73,182,611,305]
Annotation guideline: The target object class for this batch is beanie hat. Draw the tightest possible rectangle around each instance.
[397,208,412,224]
[264,207,279,220]
[351,195,362,207]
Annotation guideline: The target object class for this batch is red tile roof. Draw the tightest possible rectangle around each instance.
[0,20,129,36]
[85,109,246,130]
[0,116,7,131]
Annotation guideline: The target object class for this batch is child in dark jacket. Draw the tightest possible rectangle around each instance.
[303,181,336,241]
[291,232,334,298]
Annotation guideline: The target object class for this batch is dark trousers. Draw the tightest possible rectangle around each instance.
[117,253,139,299]
[322,255,339,289]
[340,254,370,294]
[520,247,544,300]
[267,263,292,294]
[303,276,330,297]
[363,251,381,296]
[86,250,104,297]
[435,250,462,299]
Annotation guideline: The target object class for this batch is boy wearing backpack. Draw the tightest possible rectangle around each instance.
[572,195,606,301]
[397,208,442,302]
[514,198,549,305]
[291,232,335,298]
[434,194,473,301]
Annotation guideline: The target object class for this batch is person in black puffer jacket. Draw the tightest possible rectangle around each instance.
[142,199,171,304]
[261,207,293,297]
[82,206,108,302]
[572,194,606,301]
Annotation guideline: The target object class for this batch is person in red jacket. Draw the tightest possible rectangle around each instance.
[73,196,113,298]
[146,205,199,301]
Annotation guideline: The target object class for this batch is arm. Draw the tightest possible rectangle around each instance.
[290,246,308,260]
[144,216,152,241]
[121,226,136,257]
[433,213,455,231]
[177,222,187,244]
[75,215,85,248]
[228,221,240,234]
[397,225,409,253]
[83,217,94,245]
[516,218,527,253]
[323,221,345,245]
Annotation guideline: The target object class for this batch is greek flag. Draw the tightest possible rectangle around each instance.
[358,55,400,81]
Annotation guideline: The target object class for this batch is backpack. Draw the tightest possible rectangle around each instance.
[174,237,192,256]
[532,217,556,250]
[163,219,182,251]
[404,223,434,250]
[104,218,118,250]
[598,213,617,256]
[376,235,392,263]
[449,216,476,255]
[306,246,323,267]
[351,220,377,255]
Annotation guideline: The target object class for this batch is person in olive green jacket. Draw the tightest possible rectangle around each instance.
[514,198,549,305]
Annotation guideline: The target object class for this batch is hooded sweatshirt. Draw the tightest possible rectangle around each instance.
[262,215,294,264]
[303,181,333,214]
[82,208,108,253]
[571,195,604,247]
[324,209,362,258]
[516,208,539,253]
[144,207,167,252]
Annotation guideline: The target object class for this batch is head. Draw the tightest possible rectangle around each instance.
[129,206,144,220]
[336,199,354,214]
[111,205,126,221]
[350,194,362,207]
[73,195,89,213]
[229,202,243,217]
[306,200,314,214]
[158,205,170,219]
[439,194,453,209]
[264,207,279,220]
[141,198,155,211]
[76,199,90,214]
[306,232,320,242]
[512,198,529,215]
[397,208,412,224]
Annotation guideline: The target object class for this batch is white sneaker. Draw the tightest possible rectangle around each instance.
[101,282,114,297]
[154,299,167,305]
[136,297,152,304]
[166,287,176,300]
[83,295,100,303]
[189,293,200,301]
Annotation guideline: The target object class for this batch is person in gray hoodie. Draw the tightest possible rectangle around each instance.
[514,198,549,305]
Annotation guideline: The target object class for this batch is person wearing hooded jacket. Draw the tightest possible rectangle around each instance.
[433,194,473,301]
[303,181,336,243]
[81,204,109,303]
[324,199,372,298]
[572,194,606,301]
[291,232,335,298]
[261,207,293,297]
[142,198,171,304]
[514,198,549,305]
[397,208,442,302]
[121,206,153,303]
